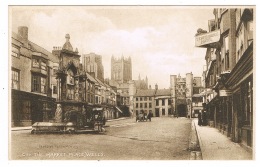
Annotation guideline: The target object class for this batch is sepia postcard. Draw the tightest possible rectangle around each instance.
[6,2,257,165]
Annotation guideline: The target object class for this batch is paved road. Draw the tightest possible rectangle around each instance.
[10,117,192,160]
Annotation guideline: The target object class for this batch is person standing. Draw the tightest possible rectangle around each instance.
[202,110,207,126]
[198,111,202,126]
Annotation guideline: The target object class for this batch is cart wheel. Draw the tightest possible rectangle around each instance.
[68,129,74,134]
[31,130,35,134]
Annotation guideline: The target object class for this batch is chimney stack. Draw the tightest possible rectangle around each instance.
[18,26,29,48]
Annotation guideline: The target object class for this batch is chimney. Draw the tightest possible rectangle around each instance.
[18,26,29,48]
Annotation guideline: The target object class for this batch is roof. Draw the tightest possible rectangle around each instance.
[12,31,58,62]
[86,72,97,83]
[155,89,171,96]
[95,78,105,87]
[135,89,155,97]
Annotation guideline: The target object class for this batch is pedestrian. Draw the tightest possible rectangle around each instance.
[202,110,207,126]
[147,111,152,121]
[198,111,202,126]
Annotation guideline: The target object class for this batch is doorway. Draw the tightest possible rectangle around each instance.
[177,104,187,117]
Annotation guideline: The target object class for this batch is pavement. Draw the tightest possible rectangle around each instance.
[11,117,131,131]
[193,118,253,160]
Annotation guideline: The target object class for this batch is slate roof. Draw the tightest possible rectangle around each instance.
[134,89,155,97]
[12,31,58,62]
[86,72,97,84]
[155,89,171,96]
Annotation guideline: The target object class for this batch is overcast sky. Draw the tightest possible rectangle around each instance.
[11,6,215,89]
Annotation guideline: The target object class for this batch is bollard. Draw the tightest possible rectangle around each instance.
[190,151,196,160]
[196,151,202,160]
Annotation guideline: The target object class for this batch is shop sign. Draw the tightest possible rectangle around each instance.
[219,90,232,96]
[195,30,220,47]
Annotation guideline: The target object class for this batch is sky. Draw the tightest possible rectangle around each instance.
[11,6,215,89]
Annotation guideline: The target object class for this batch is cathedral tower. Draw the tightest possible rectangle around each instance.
[111,56,132,84]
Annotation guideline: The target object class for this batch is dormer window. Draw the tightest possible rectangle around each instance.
[32,58,40,68]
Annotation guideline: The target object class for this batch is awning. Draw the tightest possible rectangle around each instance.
[115,106,123,113]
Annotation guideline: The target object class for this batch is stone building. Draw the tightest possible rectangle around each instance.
[111,56,132,84]
[11,26,56,126]
[170,73,197,117]
[82,53,104,82]
[52,34,87,119]
[195,8,254,149]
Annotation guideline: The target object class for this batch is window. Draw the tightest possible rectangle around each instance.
[32,58,40,68]
[149,97,152,101]
[140,103,143,108]
[144,97,147,101]
[168,99,171,105]
[140,97,143,101]
[136,103,138,108]
[32,75,46,94]
[162,109,165,115]
[225,52,229,69]
[162,99,165,106]
[145,103,147,108]
[156,100,159,106]
[223,35,229,70]
[149,103,152,108]
[32,75,40,92]
[41,77,46,93]
[11,69,19,90]
[136,97,138,101]
[53,85,57,94]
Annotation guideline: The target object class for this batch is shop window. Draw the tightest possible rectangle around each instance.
[242,80,253,126]
[11,69,19,90]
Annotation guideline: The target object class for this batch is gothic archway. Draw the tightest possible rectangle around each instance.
[177,104,187,117]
